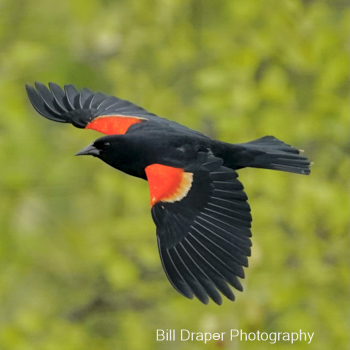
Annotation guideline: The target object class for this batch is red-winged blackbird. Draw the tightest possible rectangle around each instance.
[26,82,311,305]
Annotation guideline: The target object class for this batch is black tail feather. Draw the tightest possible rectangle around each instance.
[237,136,311,175]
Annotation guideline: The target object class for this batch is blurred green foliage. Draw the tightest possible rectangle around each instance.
[0,0,348,349]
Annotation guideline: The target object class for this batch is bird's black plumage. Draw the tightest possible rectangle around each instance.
[26,82,311,304]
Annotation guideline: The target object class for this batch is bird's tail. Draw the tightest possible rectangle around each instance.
[235,136,311,175]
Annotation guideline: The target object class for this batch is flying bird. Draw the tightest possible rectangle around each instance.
[26,82,311,305]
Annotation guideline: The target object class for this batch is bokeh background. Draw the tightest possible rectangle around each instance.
[0,0,348,349]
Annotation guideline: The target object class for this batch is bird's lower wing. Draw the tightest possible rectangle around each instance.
[146,153,252,305]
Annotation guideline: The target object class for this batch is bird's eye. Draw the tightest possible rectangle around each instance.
[102,142,110,150]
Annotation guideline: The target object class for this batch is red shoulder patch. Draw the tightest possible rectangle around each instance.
[85,115,146,135]
[145,164,193,207]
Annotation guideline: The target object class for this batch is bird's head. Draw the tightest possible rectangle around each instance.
[75,135,129,168]
[76,134,147,178]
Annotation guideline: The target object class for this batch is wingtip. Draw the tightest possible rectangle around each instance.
[34,81,45,90]
[200,296,210,305]
[228,293,236,302]
[212,296,223,305]
[25,83,35,96]
[48,81,61,90]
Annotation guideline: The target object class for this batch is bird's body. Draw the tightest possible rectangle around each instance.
[26,82,311,305]
[96,130,209,178]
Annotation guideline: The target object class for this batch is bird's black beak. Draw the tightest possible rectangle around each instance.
[75,144,100,157]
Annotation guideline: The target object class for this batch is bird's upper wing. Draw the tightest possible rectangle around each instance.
[146,152,252,305]
[26,82,207,137]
